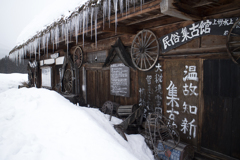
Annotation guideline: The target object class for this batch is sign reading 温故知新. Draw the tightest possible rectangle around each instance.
[159,17,239,53]
[110,63,130,97]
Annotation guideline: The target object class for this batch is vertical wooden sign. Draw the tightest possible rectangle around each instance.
[164,59,201,146]
[138,62,164,117]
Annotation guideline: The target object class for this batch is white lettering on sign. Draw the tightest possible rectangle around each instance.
[181,118,197,139]
[110,63,130,97]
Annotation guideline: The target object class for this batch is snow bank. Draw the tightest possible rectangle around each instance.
[0,73,28,93]
[0,74,154,160]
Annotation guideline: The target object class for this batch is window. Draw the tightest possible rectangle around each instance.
[41,67,52,88]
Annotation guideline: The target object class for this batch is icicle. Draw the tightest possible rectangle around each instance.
[126,0,128,16]
[33,39,38,61]
[61,23,65,41]
[19,49,21,64]
[15,51,17,65]
[69,21,72,42]
[64,22,68,45]
[95,7,99,48]
[108,0,111,28]
[79,12,82,35]
[55,25,59,48]
[30,44,31,60]
[51,28,55,53]
[133,0,136,12]
[22,46,25,64]
[140,0,143,10]
[83,10,86,47]
[119,0,123,15]
[103,0,107,29]
[85,7,89,36]
[38,37,41,60]
[113,0,118,34]
[74,15,79,45]
[42,34,46,55]
[46,32,50,58]
[91,8,94,39]
[65,21,69,57]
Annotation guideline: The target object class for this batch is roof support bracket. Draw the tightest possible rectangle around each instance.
[160,0,201,20]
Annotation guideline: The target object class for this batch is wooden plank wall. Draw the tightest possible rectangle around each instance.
[202,59,240,159]
[85,67,138,108]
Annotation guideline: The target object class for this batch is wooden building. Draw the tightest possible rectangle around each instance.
[10,0,240,159]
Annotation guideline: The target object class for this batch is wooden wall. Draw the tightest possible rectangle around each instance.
[85,67,138,108]
[202,59,240,159]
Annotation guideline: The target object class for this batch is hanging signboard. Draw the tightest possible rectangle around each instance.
[110,63,130,97]
[159,17,239,53]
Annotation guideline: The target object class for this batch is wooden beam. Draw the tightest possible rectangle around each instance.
[138,16,184,31]
[203,0,240,16]
[163,46,227,55]
[192,0,213,8]
[111,0,162,23]
[204,9,240,19]
[102,24,137,34]
[159,52,230,59]
[160,0,201,20]
[127,13,165,25]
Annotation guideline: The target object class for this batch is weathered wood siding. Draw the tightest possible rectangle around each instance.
[85,67,138,108]
[202,59,240,159]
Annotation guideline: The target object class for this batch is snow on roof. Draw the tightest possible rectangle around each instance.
[17,0,88,45]
[9,0,100,56]
[9,0,145,62]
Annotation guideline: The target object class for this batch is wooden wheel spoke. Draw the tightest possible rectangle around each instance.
[145,52,155,61]
[136,57,141,66]
[143,56,147,69]
[133,42,141,48]
[143,54,152,68]
[143,31,148,46]
[145,34,152,48]
[63,69,73,93]
[145,39,157,48]
[137,36,142,47]
[132,47,140,52]
[133,53,141,60]
[146,46,158,50]
[132,51,140,56]
[146,50,158,55]
[233,46,240,52]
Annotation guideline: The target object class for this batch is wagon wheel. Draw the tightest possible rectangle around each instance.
[63,69,73,93]
[131,29,159,71]
[226,18,240,65]
[73,46,83,68]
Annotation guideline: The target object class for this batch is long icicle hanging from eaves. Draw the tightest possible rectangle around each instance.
[9,0,143,64]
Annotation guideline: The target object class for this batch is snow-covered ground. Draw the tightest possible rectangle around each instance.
[0,73,28,93]
[0,73,154,160]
